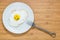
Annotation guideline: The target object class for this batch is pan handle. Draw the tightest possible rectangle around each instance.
[33,23,56,38]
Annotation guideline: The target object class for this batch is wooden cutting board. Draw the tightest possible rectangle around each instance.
[0,0,60,40]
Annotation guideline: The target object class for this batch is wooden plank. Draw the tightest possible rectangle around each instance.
[0,0,60,40]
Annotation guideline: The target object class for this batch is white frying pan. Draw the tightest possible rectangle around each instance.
[2,2,56,38]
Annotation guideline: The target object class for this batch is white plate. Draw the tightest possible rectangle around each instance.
[2,2,34,34]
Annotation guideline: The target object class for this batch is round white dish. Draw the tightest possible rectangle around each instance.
[2,2,34,34]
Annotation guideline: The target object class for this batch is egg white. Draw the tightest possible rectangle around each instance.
[9,10,28,26]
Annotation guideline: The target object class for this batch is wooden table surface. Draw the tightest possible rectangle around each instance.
[0,0,60,40]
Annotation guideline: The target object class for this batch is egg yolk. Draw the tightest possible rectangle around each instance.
[14,14,20,21]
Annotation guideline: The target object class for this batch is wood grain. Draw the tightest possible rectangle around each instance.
[0,0,60,40]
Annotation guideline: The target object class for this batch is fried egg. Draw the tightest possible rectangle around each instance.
[9,10,28,26]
